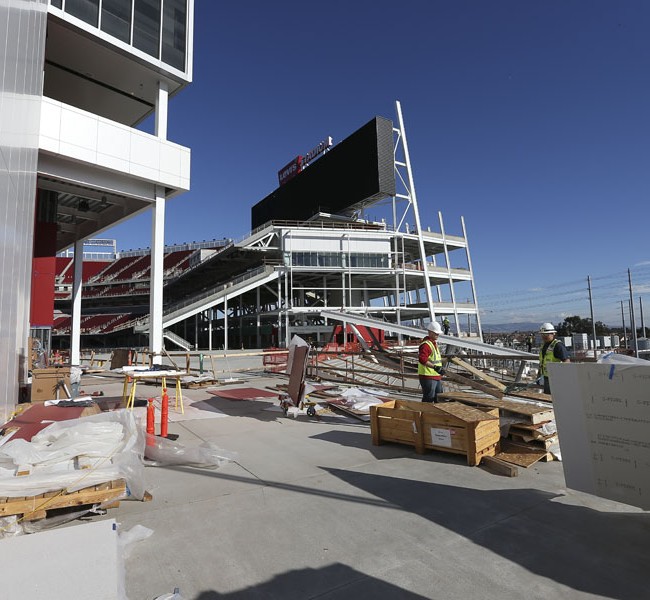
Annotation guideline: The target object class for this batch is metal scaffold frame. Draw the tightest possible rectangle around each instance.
[135,101,484,351]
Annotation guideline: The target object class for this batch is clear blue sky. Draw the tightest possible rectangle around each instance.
[104,1,650,327]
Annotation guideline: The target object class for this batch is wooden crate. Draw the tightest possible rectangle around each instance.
[370,400,500,466]
[0,479,127,521]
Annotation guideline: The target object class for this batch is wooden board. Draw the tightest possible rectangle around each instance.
[450,357,507,391]
[508,388,553,403]
[480,455,519,477]
[509,432,559,450]
[444,371,504,399]
[0,479,127,521]
[437,392,555,425]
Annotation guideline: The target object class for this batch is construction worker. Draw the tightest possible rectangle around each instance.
[419,321,446,402]
[442,317,450,335]
[537,322,570,394]
[526,334,534,353]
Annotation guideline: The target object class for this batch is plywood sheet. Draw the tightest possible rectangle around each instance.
[208,387,279,401]
[497,440,549,467]
[0,403,100,441]
[439,392,554,424]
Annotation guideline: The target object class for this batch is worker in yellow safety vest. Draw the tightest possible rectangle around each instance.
[537,322,570,394]
[418,321,446,403]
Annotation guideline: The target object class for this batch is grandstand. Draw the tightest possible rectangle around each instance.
[53,108,483,354]
[53,240,229,347]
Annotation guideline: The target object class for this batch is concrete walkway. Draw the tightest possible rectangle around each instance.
[81,372,649,600]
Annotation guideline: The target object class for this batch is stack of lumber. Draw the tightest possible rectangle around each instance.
[438,390,557,467]
[0,479,127,522]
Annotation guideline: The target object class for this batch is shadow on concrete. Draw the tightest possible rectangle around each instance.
[322,467,650,600]
[192,562,429,599]
[192,397,283,422]
[191,396,370,428]
[160,464,650,598]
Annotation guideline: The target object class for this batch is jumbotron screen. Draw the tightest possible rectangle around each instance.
[251,116,396,229]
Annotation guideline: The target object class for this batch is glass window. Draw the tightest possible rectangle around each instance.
[133,0,161,58]
[101,0,132,44]
[65,0,99,26]
[162,0,187,70]
[50,0,63,8]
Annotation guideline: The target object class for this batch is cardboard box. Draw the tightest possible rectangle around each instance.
[30,367,71,402]
[370,399,500,466]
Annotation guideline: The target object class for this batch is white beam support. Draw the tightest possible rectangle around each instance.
[149,189,165,364]
[155,81,168,140]
[462,216,483,341]
[70,238,84,365]
[395,100,436,321]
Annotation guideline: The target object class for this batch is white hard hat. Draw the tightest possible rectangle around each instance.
[428,321,443,335]
[539,322,556,334]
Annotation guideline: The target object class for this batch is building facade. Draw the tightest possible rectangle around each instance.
[0,0,194,417]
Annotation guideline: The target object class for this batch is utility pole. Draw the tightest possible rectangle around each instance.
[640,296,646,339]
[587,276,597,359]
[620,300,627,349]
[628,269,638,357]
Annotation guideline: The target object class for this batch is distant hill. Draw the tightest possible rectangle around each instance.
[481,322,540,333]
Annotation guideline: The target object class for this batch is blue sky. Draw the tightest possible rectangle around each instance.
[104,1,650,326]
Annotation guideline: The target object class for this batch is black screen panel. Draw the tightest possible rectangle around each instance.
[251,116,395,229]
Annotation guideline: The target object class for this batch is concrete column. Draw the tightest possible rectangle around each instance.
[149,189,165,364]
[256,287,261,348]
[70,239,84,365]
[224,296,229,351]
[208,310,213,351]
[155,81,168,140]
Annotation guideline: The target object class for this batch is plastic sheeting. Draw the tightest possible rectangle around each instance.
[0,409,145,499]
[144,436,237,469]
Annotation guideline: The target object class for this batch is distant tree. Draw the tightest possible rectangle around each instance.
[594,321,610,336]
[556,316,609,337]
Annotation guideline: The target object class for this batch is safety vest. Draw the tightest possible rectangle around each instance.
[539,339,562,377]
[418,338,442,377]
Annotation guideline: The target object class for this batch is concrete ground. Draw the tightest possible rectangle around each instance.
[77,368,649,600]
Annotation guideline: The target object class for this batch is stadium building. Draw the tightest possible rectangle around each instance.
[0,0,194,416]
[53,106,483,353]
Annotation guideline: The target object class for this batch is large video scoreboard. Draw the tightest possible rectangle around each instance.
[251,116,396,229]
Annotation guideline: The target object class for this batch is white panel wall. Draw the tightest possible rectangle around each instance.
[0,0,47,419]
[40,98,191,192]
[283,231,391,254]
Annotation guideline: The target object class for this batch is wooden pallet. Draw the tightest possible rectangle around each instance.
[182,378,219,389]
[0,479,127,521]
[496,439,552,467]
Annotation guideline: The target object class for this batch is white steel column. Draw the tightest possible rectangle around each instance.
[256,287,261,348]
[150,189,165,364]
[70,239,84,365]
[284,271,290,347]
[155,81,168,140]
[461,216,483,341]
[438,211,460,335]
[395,100,435,320]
